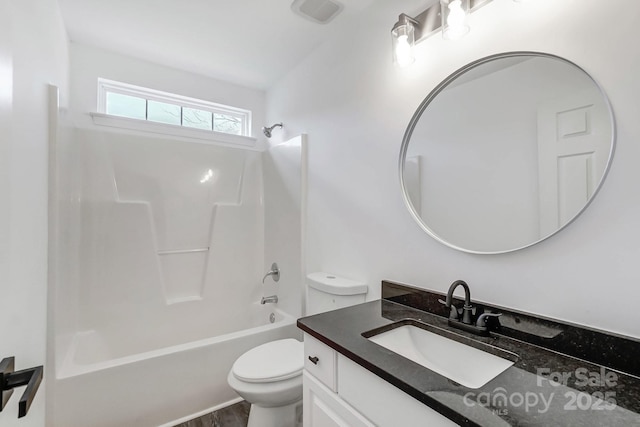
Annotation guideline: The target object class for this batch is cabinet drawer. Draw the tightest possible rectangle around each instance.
[304,333,337,391]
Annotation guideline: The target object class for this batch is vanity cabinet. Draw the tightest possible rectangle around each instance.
[303,333,456,427]
[303,333,373,427]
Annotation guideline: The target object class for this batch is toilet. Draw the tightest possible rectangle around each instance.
[227,272,367,427]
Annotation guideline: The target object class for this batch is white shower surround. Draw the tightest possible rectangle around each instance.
[51,127,304,426]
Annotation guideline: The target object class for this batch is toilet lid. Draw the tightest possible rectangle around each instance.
[232,339,303,383]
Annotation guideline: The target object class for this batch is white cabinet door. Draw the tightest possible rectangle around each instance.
[303,371,374,427]
[338,355,458,427]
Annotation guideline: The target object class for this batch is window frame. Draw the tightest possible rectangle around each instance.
[96,78,252,137]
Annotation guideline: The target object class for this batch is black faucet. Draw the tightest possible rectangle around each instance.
[439,280,501,335]
[443,280,474,324]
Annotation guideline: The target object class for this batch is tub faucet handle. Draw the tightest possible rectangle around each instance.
[262,263,280,283]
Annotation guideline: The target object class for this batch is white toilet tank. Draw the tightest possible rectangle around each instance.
[306,272,368,315]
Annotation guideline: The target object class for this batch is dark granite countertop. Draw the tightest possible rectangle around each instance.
[297,281,640,426]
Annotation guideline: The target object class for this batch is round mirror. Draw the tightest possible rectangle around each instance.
[400,52,615,254]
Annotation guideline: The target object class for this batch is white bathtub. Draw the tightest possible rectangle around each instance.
[51,305,300,427]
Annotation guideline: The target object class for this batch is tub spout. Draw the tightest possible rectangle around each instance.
[261,295,278,304]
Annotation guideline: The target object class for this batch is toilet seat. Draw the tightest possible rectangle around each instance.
[232,339,303,383]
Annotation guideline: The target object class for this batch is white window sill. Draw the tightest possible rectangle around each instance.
[90,112,259,149]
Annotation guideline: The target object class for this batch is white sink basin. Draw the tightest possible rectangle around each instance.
[368,324,515,389]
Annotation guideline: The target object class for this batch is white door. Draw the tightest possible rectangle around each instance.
[537,90,611,236]
[0,1,10,265]
[0,1,47,425]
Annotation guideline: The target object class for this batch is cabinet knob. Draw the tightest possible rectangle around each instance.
[308,356,319,365]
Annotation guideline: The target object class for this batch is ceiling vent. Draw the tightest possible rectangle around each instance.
[291,0,344,24]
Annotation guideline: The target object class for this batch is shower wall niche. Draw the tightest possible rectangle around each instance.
[55,128,267,370]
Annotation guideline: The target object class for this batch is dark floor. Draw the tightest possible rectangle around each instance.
[173,401,250,427]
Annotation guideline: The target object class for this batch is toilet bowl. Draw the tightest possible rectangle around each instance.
[227,339,303,427]
[227,273,367,427]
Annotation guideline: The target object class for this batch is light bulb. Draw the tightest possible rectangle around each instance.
[395,35,414,67]
[448,1,465,26]
[392,16,416,67]
[442,0,469,40]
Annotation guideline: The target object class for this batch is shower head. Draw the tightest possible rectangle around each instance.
[262,123,283,138]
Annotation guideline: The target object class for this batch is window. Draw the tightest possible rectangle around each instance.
[97,78,251,137]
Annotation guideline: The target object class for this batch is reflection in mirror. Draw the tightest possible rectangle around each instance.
[400,53,614,254]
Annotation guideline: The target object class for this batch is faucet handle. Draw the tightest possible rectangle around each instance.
[475,312,502,328]
[438,299,459,320]
[262,262,280,283]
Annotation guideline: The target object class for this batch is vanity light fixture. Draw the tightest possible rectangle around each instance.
[391,0,492,66]
[391,14,419,67]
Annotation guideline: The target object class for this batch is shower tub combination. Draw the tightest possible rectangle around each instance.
[54,306,297,427]
[51,128,302,426]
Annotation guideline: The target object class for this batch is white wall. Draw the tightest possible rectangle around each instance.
[267,0,640,338]
[0,0,68,425]
[68,43,267,140]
